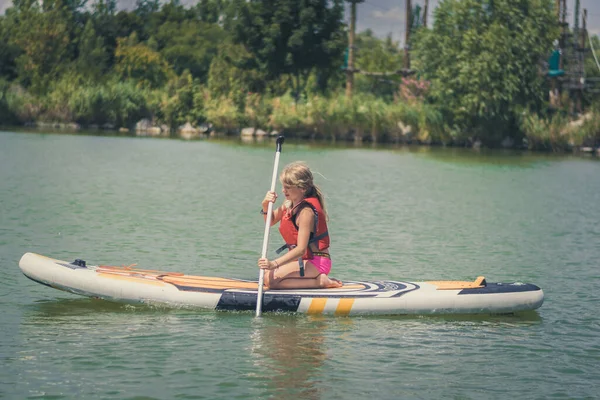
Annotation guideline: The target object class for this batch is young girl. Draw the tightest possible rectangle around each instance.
[257,162,343,289]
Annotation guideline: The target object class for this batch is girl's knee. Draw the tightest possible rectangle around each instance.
[263,271,277,288]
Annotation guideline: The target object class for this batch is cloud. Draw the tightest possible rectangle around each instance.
[372,7,404,22]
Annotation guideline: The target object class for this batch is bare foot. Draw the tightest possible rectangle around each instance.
[318,275,343,288]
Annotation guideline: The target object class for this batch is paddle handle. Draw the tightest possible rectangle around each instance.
[256,136,285,317]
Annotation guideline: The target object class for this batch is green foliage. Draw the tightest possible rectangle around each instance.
[148,70,206,129]
[354,31,404,100]
[137,0,194,41]
[519,110,569,151]
[244,93,273,130]
[30,74,150,127]
[413,0,558,144]
[193,0,228,24]
[10,0,73,93]
[115,33,174,89]
[204,93,241,132]
[269,93,304,132]
[0,83,42,123]
[225,91,445,143]
[72,79,150,128]
[231,0,346,97]
[304,94,331,137]
[207,43,268,97]
[0,16,21,81]
[324,94,352,139]
[154,19,227,81]
[0,79,22,124]
[92,0,117,15]
[0,0,592,151]
[77,20,109,81]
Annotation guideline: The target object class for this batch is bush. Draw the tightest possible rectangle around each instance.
[519,110,569,151]
[149,71,206,130]
[68,79,150,128]
[2,83,42,124]
[204,92,240,133]
[269,93,304,134]
[0,80,26,124]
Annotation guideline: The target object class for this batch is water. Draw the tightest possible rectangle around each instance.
[1,131,599,399]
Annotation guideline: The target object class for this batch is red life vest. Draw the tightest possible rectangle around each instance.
[278,197,329,260]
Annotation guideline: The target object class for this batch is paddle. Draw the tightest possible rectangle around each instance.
[256,135,285,317]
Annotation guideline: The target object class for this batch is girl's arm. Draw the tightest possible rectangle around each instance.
[261,191,284,226]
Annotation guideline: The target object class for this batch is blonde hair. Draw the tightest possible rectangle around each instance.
[280,161,327,218]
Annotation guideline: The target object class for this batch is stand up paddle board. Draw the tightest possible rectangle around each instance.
[19,253,544,315]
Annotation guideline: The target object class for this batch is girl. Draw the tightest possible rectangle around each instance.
[258,162,342,289]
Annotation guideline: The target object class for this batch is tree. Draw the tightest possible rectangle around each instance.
[77,20,109,80]
[193,0,226,24]
[413,0,558,144]
[137,0,193,41]
[115,33,173,88]
[231,0,346,98]
[207,42,268,108]
[10,0,73,92]
[154,19,228,81]
[354,30,404,100]
[92,0,116,15]
[0,15,22,80]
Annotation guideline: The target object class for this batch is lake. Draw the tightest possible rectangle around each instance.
[1,130,599,399]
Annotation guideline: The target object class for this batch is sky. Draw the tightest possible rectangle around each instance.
[1,0,599,41]
[354,0,600,44]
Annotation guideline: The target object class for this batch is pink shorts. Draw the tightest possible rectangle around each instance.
[308,255,332,275]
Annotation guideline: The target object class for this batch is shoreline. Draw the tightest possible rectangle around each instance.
[3,125,599,157]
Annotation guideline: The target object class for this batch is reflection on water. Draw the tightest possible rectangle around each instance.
[250,315,338,400]
[403,145,584,167]
[3,131,599,399]
[373,310,543,326]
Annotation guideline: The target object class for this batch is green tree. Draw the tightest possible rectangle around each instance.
[354,30,404,100]
[0,16,22,80]
[138,0,193,41]
[151,70,206,129]
[193,0,226,24]
[413,0,558,144]
[231,0,346,98]
[77,20,109,80]
[115,33,173,88]
[10,0,73,92]
[154,19,228,81]
[89,0,120,66]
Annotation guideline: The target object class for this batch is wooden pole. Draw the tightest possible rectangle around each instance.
[404,0,411,71]
[578,9,587,113]
[559,0,566,71]
[345,1,357,99]
[582,9,587,60]
[423,0,428,28]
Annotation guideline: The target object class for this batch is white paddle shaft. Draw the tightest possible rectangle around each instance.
[256,137,284,316]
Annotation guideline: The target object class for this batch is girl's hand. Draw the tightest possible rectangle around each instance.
[258,258,278,270]
[261,191,277,209]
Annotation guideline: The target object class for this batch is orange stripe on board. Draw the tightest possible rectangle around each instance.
[97,272,166,286]
[339,284,365,290]
[335,298,355,316]
[307,298,327,315]
[161,277,259,290]
[98,266,185,276]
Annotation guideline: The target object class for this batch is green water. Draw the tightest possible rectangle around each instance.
[1,131,599,399]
